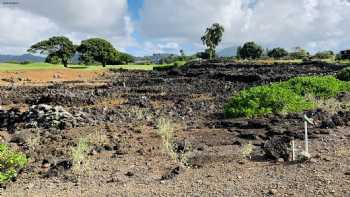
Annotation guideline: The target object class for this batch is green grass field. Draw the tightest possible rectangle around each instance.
[0,61,187,71]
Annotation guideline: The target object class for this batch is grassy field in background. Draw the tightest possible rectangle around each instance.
[0,60,348,72]
[0,62,182,71]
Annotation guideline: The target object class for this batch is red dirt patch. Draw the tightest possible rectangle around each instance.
[0,69,105,85]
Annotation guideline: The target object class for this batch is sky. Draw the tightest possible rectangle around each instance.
[0,0,350,56]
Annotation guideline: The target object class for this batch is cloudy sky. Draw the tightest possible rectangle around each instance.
[0,0,349,56]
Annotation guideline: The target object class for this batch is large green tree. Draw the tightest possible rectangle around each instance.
[313,50,334,59]
[201,23,225,59]
[289,47,310,60]
[118,52,135,64]
[77,38,118,67]
[268,48,288,59]
[28,36,75,67]
[237,42,263,59]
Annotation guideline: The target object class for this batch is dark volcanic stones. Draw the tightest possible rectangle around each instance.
[263,136,292,161]
[0,104,89,130]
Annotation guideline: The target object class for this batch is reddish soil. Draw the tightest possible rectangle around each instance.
[0,61,349,196]
[0,69,105,85]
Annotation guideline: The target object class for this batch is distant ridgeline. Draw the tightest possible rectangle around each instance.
[0,54,45,63]
[340,49,350,59]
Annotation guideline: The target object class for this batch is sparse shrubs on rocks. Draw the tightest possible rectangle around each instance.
[225,76,350,118]
[0,144,28,184]
[336,67,350,81]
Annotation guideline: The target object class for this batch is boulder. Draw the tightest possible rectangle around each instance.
[263,136,291,161]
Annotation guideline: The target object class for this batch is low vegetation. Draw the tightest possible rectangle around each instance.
[240,143,254,160]
[283,76,350,98]
[71,138,91,173]
[225,76,350,118]
[156,118,191,166]
[336,67,350,81]
[237,41,263,59]
[0,144,28,184]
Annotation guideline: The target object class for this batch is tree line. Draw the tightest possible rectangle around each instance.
[28,36,134,67]
[200,23,348,61]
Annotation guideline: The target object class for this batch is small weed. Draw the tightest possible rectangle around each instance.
[335,147,350,157]
[156,118,192,166]
[176,141,193,166]
[128,107,153,121]
[156,118,177,160]
[71,138,91,173]
[0,144,28,183]
[308,96,350,114]
[240,143,254,160]
[27,131,41,152]
[87,130,109,147]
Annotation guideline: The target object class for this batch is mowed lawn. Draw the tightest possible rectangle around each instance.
[0,62,186,71]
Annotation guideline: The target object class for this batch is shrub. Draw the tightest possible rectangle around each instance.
[71,138,90,173]
[0,144,28,183]
[156,118,176,161]
[289,47,310,60]
[337,67,350,81]
[225,76,350,118]
[313,50,335,60]
[156,118,191,166]
[283,76,349,98]
[224,84,313,118]
[237,42,263,59]
[268,48,288,59]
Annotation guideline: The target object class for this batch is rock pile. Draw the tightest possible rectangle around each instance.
[23,104,88,129]
[0,108,22,131]
[0,104,89,130]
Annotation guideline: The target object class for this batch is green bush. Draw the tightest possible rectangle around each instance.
[225,76,350,118]
[283,76,349,98]
[0,144,28,183]
[224,84,313,118]
[336,67,350,81]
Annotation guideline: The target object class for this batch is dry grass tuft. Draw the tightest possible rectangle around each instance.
[71,137,91,174]
[156,118,192,166]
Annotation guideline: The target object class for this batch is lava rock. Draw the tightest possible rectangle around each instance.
[161,166,182,180]
[45,159,73,178]
[320,119,336,129]
[238,130,258,140]
[263,136,292,161]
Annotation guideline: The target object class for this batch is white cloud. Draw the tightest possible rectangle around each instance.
[18,0,129,35]
[138,41,180,55]
[0,7,58,54]
[0,0,133,54]
[139,0,350,53]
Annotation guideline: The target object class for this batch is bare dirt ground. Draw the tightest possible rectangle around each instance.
[0,69,105,85]
[0,61,349,197]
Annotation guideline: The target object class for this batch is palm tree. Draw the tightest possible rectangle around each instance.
[201,23,225,59]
